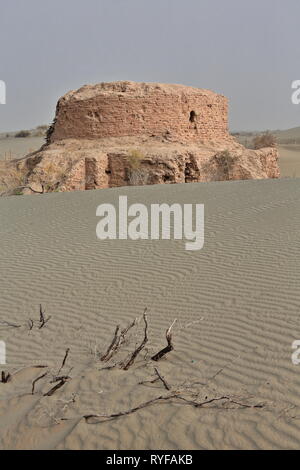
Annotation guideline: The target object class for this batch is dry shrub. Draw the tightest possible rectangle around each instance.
[127,149,144,170]
[213,150,238,181]
[0,163,27,195]
[33,125,48,137]
[253,132,277,149]
[126,149,150,186]
[15,130,30,138]
[0,159,66,196]
[30,161,67,192]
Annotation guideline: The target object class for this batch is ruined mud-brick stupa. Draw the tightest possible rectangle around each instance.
[19,81,280,193]
[47,81,229,143]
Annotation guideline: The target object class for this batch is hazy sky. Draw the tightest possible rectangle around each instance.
[0,0,300,132]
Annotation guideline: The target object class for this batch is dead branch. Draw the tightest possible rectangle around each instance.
[101,318,137,363]
[138,377,159,386]
[43,377,69,397]
[39,304,44,323]
[119,318,137,344]
[154,368,170,390]
[32,372,48,394]
[57,348,70,375]
[110,319,137,360]
[13,365,48,374]
[1,371,11,383]
[84,393,178,422]
[50,375,71,384]
[122,309,148,370]
[175,395,265,409]
[226,399,265,409]
[151,319,176,362]
[100,325,120,361]
[39,304,51,329]
[82,393,265,424]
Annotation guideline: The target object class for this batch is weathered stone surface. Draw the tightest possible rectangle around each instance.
[17,137,280,193]
[47,81,229,144]
[16,81,280,194]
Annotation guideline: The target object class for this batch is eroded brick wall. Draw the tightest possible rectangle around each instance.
[48,82,229,143]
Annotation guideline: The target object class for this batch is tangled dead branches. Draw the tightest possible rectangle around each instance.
[0,308,268,429]
[81,393,265,424]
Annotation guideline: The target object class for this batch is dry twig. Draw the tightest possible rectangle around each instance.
[57,348,70,375]
[101,318,137,363]
[100,325,120,361]
[138,377,159,386]
[39,304,51,329]
[82,393,265,424]
[151,319,176,361]
[1,371,11,383]
[122,309,148,370]
[154,368,170,390]
[44,377,69,397]
[32,372,48,394]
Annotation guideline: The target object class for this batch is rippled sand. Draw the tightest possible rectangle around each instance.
[1,178,300,449]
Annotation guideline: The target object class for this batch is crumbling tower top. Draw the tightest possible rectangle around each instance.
[48,81,229,143]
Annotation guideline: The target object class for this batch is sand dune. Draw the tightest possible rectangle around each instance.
[1,178,300,449]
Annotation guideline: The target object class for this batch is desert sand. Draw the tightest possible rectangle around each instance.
[1,178,300,450]
[278,145,300,177]
[0,136,45,161]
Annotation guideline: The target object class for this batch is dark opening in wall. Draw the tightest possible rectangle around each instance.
[189,110,197,123]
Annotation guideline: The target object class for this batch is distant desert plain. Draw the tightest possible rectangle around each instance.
[1,128,300,449]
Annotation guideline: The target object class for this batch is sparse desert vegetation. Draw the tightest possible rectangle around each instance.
[15,130,31,138]
[253,132,277,150]
[126,149,144,170]
[0,307,266,430]
[0,162,27,195]
[126,149,151,186]
[0,159,67,196]
[214,149,238,180]
[232,128,300,148]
